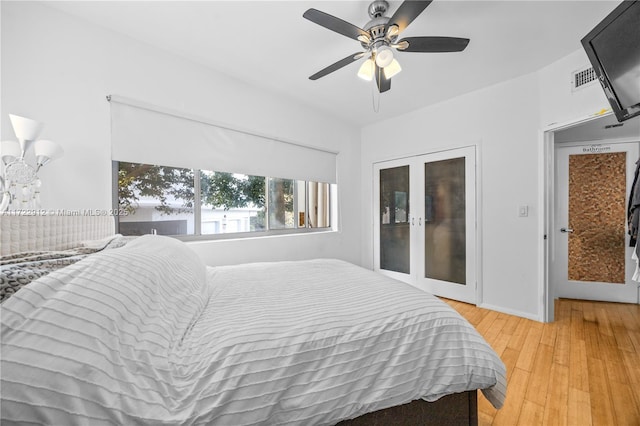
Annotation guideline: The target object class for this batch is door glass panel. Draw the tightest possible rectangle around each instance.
[424,158,466,284]
[568,152,626,283]
[380,165,410,273]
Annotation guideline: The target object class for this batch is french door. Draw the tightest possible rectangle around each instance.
[373,146,477,304]
[553,141,640,303]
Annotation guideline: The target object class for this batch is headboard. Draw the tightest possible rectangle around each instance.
[0,214,116,256]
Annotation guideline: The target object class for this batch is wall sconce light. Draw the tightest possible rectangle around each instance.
[1,114,63,211]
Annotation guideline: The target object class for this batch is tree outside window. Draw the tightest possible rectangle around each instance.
[117,162,330,237]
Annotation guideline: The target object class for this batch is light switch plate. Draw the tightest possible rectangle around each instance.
[518,205,529,217]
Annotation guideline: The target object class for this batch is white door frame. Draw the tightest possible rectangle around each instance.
[541,112,640,322]
[373,144,481,305]
[554,141,639,302]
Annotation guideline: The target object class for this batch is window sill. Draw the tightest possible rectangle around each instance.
[177,228,337,244]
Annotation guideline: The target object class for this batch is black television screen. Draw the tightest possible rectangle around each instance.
[581,0,640,122]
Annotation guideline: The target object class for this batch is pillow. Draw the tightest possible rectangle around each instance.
[79,234,122,250]
[121,235,206,286]
[101,235,210,344]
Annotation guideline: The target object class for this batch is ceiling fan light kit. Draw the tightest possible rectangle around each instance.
[383,58,402,79]
[374,45,394,68]
[303,0,470,95]
[358,58,375,81]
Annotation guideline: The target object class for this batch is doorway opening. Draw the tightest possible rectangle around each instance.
[542,113,640,322]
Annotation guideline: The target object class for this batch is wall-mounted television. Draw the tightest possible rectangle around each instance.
[581,0,640,122]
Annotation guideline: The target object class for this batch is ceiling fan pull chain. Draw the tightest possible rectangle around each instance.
[372,78,381,113]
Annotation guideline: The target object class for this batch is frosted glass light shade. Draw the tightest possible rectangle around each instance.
[1,140,21,165]
[34,139,64,167]
[383,59,402,79]
[358,58,374,81]
[375,46,394,67]
[9,114,43,141]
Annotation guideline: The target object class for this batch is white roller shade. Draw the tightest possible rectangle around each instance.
[109,96,337,183]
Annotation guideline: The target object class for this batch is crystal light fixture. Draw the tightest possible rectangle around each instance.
[0,115,63,211]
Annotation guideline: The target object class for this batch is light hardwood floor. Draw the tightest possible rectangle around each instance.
[443,298,640,426]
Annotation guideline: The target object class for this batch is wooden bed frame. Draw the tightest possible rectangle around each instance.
[1,213,480,425]
[340,391,478,426]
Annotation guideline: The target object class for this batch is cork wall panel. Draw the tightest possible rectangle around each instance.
[568,152,626,284]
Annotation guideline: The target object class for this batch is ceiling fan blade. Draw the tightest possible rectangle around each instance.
[375,64,391,93]
[303,8,369,41]
[309,53,363,80]
[397,36,470,52]
[387,1,433,34]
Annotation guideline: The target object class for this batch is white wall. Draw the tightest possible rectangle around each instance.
[361,73,542,319]
[360,47,614,321]
[1,2,362,265]
[537,49,611,128]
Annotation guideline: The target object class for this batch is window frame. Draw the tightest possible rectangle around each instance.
[112,161,333,241]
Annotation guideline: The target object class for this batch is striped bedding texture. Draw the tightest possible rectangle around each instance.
[1,235,506,425]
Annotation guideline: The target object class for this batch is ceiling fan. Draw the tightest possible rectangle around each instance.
[303,0,470,93]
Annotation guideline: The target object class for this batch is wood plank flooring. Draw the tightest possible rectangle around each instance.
[443,298,640,426]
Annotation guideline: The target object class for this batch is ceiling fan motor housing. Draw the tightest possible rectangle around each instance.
[364,18,389,40]
[368,1,389,18]
[362,1,398,50]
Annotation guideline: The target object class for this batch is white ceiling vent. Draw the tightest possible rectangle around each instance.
[571,66,597,92]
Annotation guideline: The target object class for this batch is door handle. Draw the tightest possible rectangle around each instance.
[560,227,574,233]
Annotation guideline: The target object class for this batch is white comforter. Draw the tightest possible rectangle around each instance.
[1,235,506,425]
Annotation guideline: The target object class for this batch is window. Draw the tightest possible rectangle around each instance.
[200,170,266,235]
[116,161,331,238]
[117,162,195,236]
[268,178,296,229]
[308,181,331,228]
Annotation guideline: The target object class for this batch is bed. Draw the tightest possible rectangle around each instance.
[0,214,506,425]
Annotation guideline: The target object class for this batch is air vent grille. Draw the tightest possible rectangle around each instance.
[572,67,597,91]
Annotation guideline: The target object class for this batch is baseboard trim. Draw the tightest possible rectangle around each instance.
[477,303,541,322]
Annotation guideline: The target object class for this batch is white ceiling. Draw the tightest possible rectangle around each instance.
[45,0,619,127]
